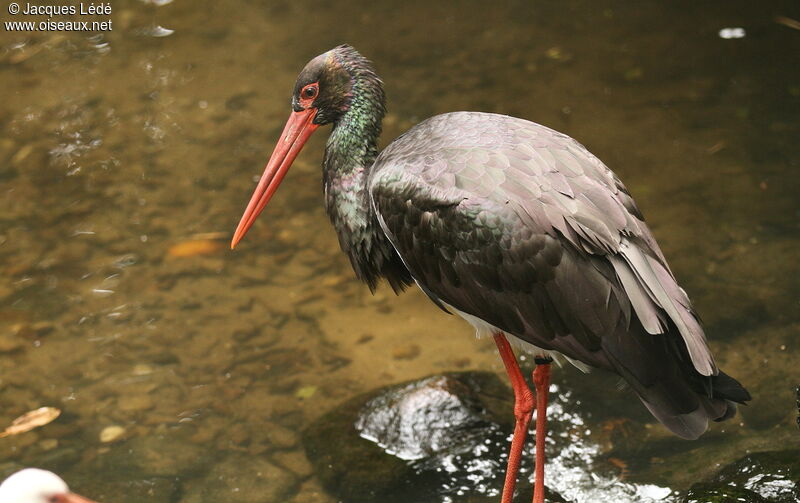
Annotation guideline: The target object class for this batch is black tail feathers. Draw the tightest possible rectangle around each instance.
[709,370,751,423]
[711,370,751,404]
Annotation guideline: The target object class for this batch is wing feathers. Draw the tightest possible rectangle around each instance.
[617,240,716,376]
[609,254,666,334]
[367,112,739,436]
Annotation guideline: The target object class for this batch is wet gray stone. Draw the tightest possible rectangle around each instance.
[302,371,567,503]
[683,449,800,503]
[354,374,508,461]
[683,484,769,503]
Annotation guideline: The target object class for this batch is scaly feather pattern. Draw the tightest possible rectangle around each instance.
[367,112,748,438]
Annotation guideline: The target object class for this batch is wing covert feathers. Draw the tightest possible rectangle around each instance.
[368,112,748,438]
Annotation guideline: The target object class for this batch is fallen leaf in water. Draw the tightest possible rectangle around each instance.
[295,385,318,399]
[189,231,228,241]
[545,46,572,61]
[5,45,43,64]
[706,141,726,154]
[775,15,800,31]
[167,239,223,258]
[0,407,61,438]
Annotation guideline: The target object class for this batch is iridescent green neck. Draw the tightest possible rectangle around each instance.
[322,62,385,202]
[325,63,385,175]
[322,70,400,290]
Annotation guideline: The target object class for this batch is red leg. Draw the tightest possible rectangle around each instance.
[493,333,534,503]
[532,359,552,503]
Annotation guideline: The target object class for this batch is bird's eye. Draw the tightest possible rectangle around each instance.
[302,86,317,99]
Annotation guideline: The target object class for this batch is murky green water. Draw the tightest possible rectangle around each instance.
[1,0,798,501]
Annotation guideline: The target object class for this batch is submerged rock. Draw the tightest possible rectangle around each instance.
[683,484,769,503]
[77,475,180,503]
[303,371,578,502]
[99,425,126,443]
[302,371,678,503]
[354,373,509,462]
[96,433,211,477]
[683,449,800,503]
[181,455,298,503]
[302,371,521,503]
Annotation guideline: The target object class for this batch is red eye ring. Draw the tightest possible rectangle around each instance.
[299,83,319,107]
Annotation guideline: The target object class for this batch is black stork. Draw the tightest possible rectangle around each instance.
[230,45,750,503]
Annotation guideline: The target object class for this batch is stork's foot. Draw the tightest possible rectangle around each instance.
[532,359,552,503]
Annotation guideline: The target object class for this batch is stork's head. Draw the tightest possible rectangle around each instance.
[0,469,97,503]
[231,45,384,248]
[291,46,354,126]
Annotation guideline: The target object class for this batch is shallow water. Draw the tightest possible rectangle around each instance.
[0,0,798,501]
